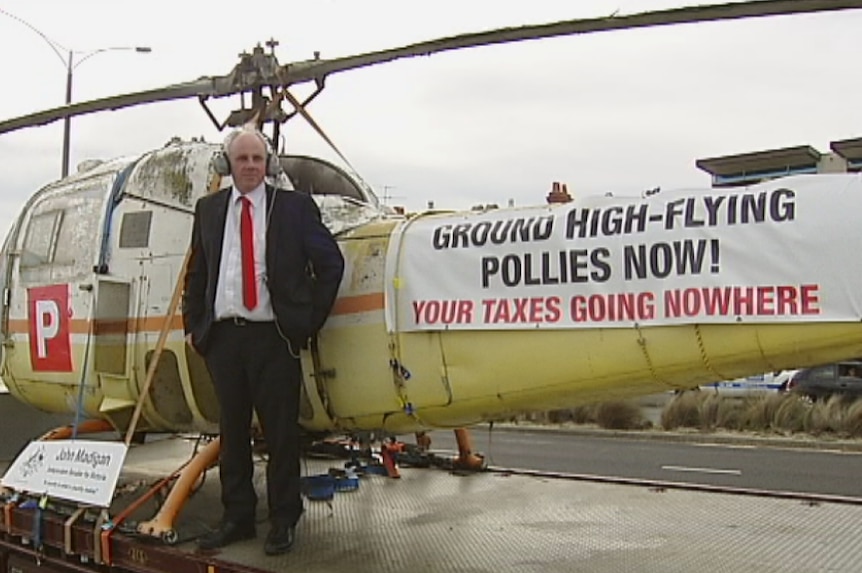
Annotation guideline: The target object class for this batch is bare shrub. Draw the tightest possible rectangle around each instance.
[762,394,788,429]
[772,395,809,434]
[739,396,770,431]
[546,409,573,424]
[661,392,704,430]
[570,405,597,425]
[698,393,722,430]
[544,405,602,425]
[520,390,858,438]
[595,401,643,430]
[666,393,810,434]
[519,410,550,424]
[803,398,839,435]
[714,398,747,431]
[823,395,847,433]
[842,399,862,437]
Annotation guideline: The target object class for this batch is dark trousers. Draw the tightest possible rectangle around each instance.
[204,320,303,526]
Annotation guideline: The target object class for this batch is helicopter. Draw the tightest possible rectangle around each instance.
[1,0,862,451]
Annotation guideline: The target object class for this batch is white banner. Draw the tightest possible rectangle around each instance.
[2,439,128,507]
[385,174,862,331]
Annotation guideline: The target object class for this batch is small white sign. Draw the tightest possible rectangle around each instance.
[1,439,128,507]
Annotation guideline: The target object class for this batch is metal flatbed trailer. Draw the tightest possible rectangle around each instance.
[2,435,862,573]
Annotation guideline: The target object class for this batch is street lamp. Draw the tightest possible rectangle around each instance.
[0,9,151,177]
[61,46,152,177]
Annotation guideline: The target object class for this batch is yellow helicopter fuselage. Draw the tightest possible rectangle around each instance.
[3,141,862,437]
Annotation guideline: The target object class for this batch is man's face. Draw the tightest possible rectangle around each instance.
[227,132,267,194]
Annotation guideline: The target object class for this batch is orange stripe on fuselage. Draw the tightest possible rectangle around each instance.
[5,293,385,334]
[330,293,384,316]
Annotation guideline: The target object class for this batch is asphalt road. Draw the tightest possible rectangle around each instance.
[0,394,72,460]
[4,392,862,499]
[427,428,862,499]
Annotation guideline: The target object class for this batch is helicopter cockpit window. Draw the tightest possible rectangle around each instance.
[20,210,62,268]
[19,179,107,282]
[52,192,105,268]
[280,156,371,204]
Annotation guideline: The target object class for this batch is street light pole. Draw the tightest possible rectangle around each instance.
[59,46,152,177]
[62,46,152,177]
[62,50,73,178]
[0,9,151,178]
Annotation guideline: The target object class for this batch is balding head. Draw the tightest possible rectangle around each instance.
[224,128,269,194]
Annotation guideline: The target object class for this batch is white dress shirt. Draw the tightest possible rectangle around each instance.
[214,183,275,322]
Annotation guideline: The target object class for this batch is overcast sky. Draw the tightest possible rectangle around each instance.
[1,0,861,237]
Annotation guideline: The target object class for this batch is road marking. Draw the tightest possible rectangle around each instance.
[694,443,756,450]
[662,465,741,476]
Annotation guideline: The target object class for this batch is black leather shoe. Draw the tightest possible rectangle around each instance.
[264,524,295,556]
[198,521,256,550]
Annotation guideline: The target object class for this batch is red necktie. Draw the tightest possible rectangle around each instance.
[240,197,257,310]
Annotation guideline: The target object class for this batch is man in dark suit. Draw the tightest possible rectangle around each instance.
[182,126,344,555]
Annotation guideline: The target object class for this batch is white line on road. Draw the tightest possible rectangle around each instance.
[662,465,742,476]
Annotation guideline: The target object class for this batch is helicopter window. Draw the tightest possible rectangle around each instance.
[94,281,131,376]
[54,206,103,268]
[280,156,370,203]
[119,211,153,249]
[20,210,63,268]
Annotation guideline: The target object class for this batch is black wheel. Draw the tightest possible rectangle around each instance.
[161,529,179,545]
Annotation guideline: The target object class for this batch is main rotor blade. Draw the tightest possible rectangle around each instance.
[283,0,862,83]
[1,0,861,136]
[0,80,218,135]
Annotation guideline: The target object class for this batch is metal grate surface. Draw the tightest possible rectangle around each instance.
[124,438,862,573]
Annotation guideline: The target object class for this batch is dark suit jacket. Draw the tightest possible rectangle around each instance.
[182,184,345,354]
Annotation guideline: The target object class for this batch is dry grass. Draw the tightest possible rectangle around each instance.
[660,391,704,430]
[714,397,747,431]
[748,394,787,431]
[772,396,808,433]
[594,401,645,430]
[666,392,862,437]
[803,396,846,435]
[659,392,807,433]
[518,390,862,438]
[842,400,862,437]
[697,393,721,430]
[531,401,643,430]
[570,405,598,425]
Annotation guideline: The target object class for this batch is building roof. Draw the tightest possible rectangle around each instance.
[695,145,821,177]
[830,137,862,162]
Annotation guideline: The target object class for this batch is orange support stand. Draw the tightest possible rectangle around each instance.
[414,431,432,451]
[98,452,196,561]
[38,419,115,441]
[453,428,486,471]
[380,441,404,478]
[3,500,15,534]
[136,437,221,543]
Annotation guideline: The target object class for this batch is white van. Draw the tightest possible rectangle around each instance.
[700,372,786,394]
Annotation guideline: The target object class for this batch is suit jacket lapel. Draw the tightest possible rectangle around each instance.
[209,189,231,285]
[265,185,276,271]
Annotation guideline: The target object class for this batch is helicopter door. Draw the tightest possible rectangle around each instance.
[91,278,131,377]
[0,219,21,379]
[113,204,198,430]
[7,176,109,393]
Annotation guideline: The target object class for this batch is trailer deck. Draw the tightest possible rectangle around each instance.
[3,434,862,573]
